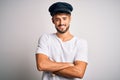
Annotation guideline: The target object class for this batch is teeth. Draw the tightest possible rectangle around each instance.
[59,26,65,28]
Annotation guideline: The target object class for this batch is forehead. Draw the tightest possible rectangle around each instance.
[53,13,71,18]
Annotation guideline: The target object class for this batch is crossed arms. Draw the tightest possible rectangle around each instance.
[35,53,87,79]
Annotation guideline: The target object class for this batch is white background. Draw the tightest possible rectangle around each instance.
[0,0,120,80]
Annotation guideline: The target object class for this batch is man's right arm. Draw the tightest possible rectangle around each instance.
[35,53,74,72]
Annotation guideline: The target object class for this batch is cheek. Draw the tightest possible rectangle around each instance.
[66,21,70,25]
[55,21,60,25]
[53,22,59,27]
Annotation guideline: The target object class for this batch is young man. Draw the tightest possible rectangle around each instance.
[36,2,88,80]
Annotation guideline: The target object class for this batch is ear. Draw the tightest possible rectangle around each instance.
[52,17,54,24]
[69,15,71,21]
[69,15,71,22]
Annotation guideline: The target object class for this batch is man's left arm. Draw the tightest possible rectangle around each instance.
[53,60,87,79]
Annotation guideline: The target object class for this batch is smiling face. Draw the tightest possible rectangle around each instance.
[52,13,71,34]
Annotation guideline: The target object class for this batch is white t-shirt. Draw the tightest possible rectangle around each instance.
[36,33,88,80]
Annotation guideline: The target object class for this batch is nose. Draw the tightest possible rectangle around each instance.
[60,19,64,24]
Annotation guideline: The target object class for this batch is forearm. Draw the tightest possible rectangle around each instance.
[54,66,83,78]
[39,60,73,72]
[53,61,87,78]
[36,54,74,72]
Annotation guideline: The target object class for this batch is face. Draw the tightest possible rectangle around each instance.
[52,13,71,34]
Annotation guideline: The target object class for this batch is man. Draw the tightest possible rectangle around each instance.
[35,2,88,80]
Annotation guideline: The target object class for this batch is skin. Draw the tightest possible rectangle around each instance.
[52,13,73,41]
[36,13,87,79]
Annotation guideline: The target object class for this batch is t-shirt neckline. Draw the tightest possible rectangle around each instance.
[53,33,75,43]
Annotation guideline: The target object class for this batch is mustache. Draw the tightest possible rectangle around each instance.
[58,24,66,27]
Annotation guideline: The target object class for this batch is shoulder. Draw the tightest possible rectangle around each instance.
[74,37,88,47]
[74,36,87,43]
[38,33,56,43]
[39,33,55,39]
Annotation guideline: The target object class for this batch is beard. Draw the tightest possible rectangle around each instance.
[55,25,70,34]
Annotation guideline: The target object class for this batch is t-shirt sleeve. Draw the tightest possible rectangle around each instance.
[75,39,88,63]
[36,34,49,56]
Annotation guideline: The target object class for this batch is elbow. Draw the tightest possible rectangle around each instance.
[37,63,46,71]
[78,74,84,79]
[37,65,43,71]
[77,72,85,79]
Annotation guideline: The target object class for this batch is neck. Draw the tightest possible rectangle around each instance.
[56,31,73,42]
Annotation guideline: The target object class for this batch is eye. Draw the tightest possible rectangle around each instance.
[55,18,59,22]
[63,17,67,20]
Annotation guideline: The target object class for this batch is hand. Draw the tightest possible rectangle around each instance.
[69,63,74,66]
[52,63,74,76]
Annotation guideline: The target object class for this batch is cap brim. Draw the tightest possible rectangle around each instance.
[51,9,71,16]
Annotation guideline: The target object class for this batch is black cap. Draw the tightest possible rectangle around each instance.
[48,2,73,16]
